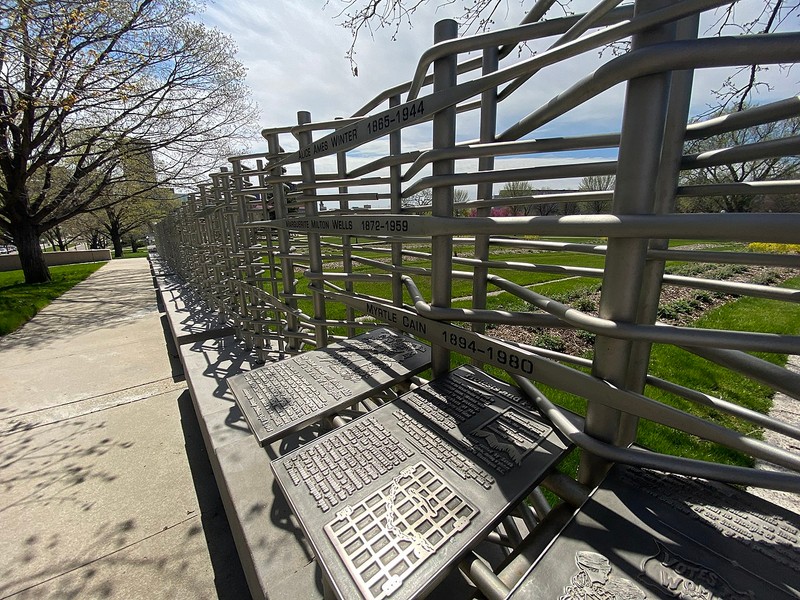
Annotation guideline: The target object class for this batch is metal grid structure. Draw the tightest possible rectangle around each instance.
[153,0,800,596]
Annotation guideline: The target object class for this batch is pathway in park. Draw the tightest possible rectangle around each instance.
[0,259,248,599]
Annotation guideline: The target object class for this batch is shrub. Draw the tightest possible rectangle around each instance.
[747,242,800,254]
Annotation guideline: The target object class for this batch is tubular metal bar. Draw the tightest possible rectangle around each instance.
[484,274,800,353]
[659,274,800,302]
[430,19,458,377]
[649,248,800,268]
[685,95,800,139]
[514,376,800,491]
[390,93,405,308]
[470,44,498,367]
[349,280,800,465]
[405,6,636,101]
[459,190,614,211]
[324,248,793,303]
[401,273,800,354]
[407,0,728,102]
[681,345,800,401]
[677,180,800,198]
[484,531,516,549]
[402,161,618,197]
[336,132,356,339]
[402,133,621,181]
[273,0,739,169]
[266,133,301,351]
[512,502,541,533]
[294,177,392,190]
[346,151,421,179]
[650,368,800,442]
[527,487,552,520]
[297,111,328,348]
[496,0,625,102]
[496,503,577,588]
[681,136,800,171]
[267,212,800,243]
[502,516,524,548]
[541,472,591,508]
[498,32,800,142]
[458,554,510,600]
[622,11,699,448]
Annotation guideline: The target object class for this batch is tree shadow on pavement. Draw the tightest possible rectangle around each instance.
[1,260,158,351]
[177,390,250,600]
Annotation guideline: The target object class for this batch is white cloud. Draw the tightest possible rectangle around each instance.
[196,0,798,189]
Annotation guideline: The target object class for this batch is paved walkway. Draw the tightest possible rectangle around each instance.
[0,259,247,599]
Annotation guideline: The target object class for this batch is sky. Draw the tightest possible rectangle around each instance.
[196,0,799,198]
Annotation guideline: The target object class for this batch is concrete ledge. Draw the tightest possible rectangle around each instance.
[151,258,326,599]
[159,275,235,344]
[0,249,111,271]
[152,258,497,600]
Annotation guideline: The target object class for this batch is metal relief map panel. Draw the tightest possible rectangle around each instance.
[325,461,477,600]
[508,464,800,600]
[272,365,573,600]
[227,328,431,446]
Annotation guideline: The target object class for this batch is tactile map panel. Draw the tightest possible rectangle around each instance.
[272,365,573,600]
[227,328,431,446]
[325,461,477,600]
[508,464,800,600]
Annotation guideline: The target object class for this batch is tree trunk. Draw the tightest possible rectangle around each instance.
[110,225,124,258]
[56,226,68,251]
[14,222,51,283]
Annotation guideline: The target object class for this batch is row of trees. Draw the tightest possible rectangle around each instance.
[1,0,259,283]
[39,189,179,255]
[402,111,799,216]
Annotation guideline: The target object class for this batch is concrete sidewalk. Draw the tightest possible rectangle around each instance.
[0,259,248,599]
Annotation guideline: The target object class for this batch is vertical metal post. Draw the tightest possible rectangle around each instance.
[389,94,405,309]
[581,0,678,486]
[335,122,356,338]
[297,110,328,348]
[430,19,458,377]
[472,45,499,363]
[231,160,254,350]
[258,158,284,356]
[266,133,301,352]
[622,14,700,443]
[217,169,239,330]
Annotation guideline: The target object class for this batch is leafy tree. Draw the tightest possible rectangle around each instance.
[454,188,471,216]
[0,0,259,283]
[402,188,432,209]
[92,187,178,257]
[498,181,561,216]
[679,112,800,213]
[43,223,79,251]
[498,181,532,215]
[578,174,615,214]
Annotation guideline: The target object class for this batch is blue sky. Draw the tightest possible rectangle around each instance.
[196,0,799,195]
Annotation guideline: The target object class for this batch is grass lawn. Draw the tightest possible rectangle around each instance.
[0,262,107,336]
[114,249,149,259]
[537,276,800,480]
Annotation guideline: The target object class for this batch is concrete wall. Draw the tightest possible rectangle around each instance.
[0,249,112,272]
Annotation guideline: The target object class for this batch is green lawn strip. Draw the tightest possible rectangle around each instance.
[639,276,800,466]
[114,250,149,259]
[0,262,107,336]
[455,277,800,484]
